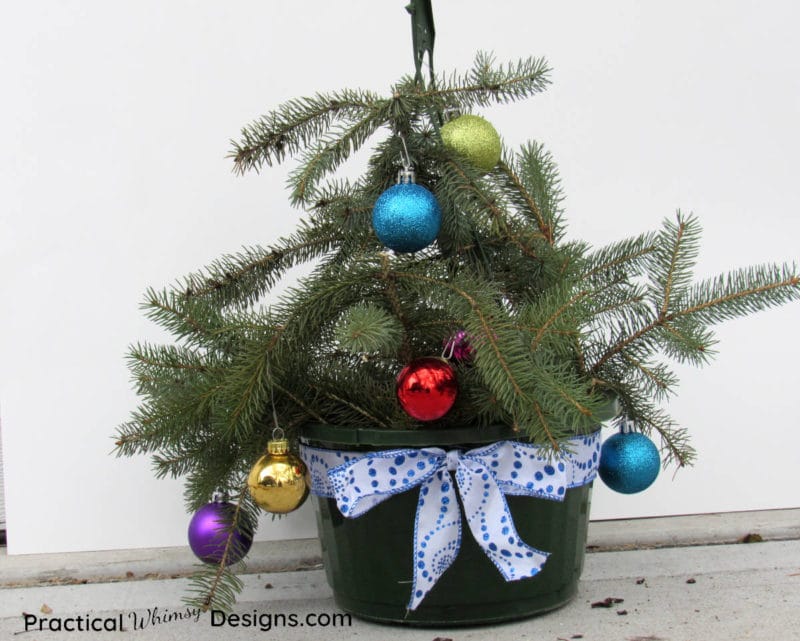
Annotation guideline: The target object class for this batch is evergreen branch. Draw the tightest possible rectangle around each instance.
[586,287,647,320]
[438,157,546,259]
[417,52,551,107]
[317,389,390,429]
[496,158,553,244]
[273,382,327,424]
[113,391,218,457]
[660,217,687,316]
[143,288,210,340]
[619,353,677,399]
[153,447,203,479]
[658,319,716,364]
[531,290,589,350]
[557,389,593,417]
[591,266,799,374]
[495,142,566,245]
[581,233,658,281]
[230,90,385,174]
[113,419,159,454]
[393,272,525,397]
[128,343,212,374]
[272,266,378,351]
[379,253,413,362]
[525,325,580,338]
[590,316,662,374]
[648,212,701,313]
[674,267,800,323]
[531,401,557,449]
[226,348,270,438]
[390,270,561,447]
[182,237,330,305]
[289,108,391,205]
[334,302,404,356]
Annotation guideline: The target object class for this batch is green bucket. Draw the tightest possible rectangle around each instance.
[300,423,594,626]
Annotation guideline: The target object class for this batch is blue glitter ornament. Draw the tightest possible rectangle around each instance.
[599,428,660,494]
[372,169,441,253]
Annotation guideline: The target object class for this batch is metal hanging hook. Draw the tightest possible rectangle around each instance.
[396,132,416,185]
[441,334,457,360]
[265,307,282,436]
[398,132,413,170]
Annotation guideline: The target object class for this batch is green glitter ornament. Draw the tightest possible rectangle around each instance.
[440,114,502,172]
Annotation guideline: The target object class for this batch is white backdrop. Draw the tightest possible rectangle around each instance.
[1,1,798,555]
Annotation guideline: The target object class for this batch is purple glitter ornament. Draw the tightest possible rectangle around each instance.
[443,330,475,364]
[187,500,253,565]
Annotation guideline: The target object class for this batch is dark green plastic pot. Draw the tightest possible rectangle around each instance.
[300,423,594,627]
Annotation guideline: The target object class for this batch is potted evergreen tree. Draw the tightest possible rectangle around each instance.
[115,1,799,626]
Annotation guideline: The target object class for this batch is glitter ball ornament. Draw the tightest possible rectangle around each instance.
[599,429,660,494]
[187,499,253,565]
[440,114,502,172]
[248,437,310,514]
[396,357,458,422]
[372,169,441,253]
[443,329,475,364]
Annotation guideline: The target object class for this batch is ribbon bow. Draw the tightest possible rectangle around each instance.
[301,432,600,610]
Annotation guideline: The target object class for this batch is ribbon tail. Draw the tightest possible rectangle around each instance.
[456,457,549,581]
[408,469,461,610]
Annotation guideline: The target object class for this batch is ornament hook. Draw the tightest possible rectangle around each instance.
[265,310,283,435]
[441,334,457,360]
[396,133,416,185]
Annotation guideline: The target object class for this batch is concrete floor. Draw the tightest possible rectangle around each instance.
[2,510,799,640]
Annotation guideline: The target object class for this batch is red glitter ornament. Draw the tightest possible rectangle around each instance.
[396,357,458,422]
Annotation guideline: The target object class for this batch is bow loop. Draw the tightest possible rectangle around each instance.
[328,447,444,518]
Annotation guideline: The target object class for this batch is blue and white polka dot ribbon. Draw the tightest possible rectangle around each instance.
[300,431,601,610]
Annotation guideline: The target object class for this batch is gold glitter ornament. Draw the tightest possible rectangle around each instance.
[247,437,309,514]
[440,114,502,172]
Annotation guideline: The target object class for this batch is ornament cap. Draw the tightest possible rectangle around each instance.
[267,438,290,455]
[396,167,417,184]
[442,106,463,121]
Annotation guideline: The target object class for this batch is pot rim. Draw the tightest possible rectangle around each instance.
[299,422,600,449]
